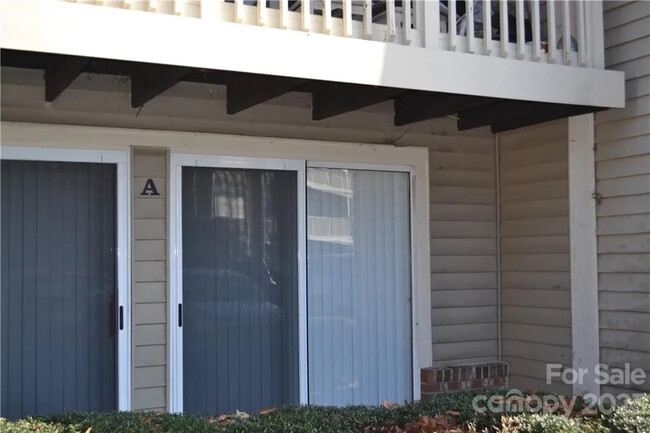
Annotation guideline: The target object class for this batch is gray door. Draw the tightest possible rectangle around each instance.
[1,160,117,419]
[182,167,298,416]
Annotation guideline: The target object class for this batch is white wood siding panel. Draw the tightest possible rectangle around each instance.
[597,194,650,217]
[430,272,497,290]
[429,135,498,365]
[499,119,572,392]
[502,306,571,327]
[599,273,650,292]
[131,149,168,411]
[596,3,650,392]
[596,135,650,160]
[598,234,650,253]
[431,306,497,326]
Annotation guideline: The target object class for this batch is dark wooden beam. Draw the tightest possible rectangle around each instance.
[226,74,304,115]
[491,106,605,133]
[312,84,403,121]
[394,92,496,126]
[45,55,90,102]
[457,100,558,131]
[130,64,192,108]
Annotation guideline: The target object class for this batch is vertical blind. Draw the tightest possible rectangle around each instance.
[307,168,412,406]
[182,167,298,416]
[1,160,117,419]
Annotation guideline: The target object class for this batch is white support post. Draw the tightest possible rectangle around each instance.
[448,0,457,50]
[280,0,289,28]
[234,0,244,23]
[586,0,604,68]
[423,0,439,49]
[466,0,474,53]
[515,0,524,59]
[576,0,587,66]
[386,0,396,42]
[403,0,412,45]
[200,0,220,20]
[561,0,571,64]
[258,0,267,26]
[568,114,600,398]
[482,0,491,55]
[363,0,372,39]
[547,0,557,62]
[530,0,540,61]
[342,0,352,37]
[499,0,508,57]
[322,0,332,34]
[302,0,311,31]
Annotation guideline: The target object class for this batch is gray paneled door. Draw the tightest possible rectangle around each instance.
[182,167,298,416]
[1,160,117,419]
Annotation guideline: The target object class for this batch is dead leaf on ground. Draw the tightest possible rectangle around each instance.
[383,399,399,409]
[259,407,278,415]
[446,410,460,417]
[84,428,92,433]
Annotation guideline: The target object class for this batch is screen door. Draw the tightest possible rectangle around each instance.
[181,166,298,416]
[1,160,117,419]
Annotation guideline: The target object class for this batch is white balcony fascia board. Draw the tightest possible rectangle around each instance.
[1,0,625,108]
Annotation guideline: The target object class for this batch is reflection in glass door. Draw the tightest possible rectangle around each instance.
[181,167,298,416]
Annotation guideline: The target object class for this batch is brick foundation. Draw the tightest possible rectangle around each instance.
[420,362,509,397]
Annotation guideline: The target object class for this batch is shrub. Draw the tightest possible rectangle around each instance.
[499,413,609,433]
[606,393,650,433]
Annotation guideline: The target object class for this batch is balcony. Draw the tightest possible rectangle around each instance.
[1,0,624,131]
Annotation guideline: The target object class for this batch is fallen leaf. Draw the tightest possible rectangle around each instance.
[84,428,92,433]
[446,410,460,416]
[581,408,598,416]
[259,407,278,415]
[382,399,399,409]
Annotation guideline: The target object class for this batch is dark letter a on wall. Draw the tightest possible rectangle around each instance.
[141,179,160,196]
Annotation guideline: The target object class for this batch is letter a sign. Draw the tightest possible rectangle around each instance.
[141,179,160,196]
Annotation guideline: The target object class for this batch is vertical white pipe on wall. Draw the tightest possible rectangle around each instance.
[495,134,502,361]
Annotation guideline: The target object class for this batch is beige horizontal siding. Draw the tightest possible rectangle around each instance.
[132,149,168,412]
[595,0,650,394]
[429,137,499,366]
[499,119,572,394]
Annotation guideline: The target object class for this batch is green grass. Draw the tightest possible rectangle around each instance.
[0,391,647,432]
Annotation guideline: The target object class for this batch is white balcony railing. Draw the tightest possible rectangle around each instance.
[64,0,604,69]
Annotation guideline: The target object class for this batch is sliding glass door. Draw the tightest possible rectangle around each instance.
[306,167,412,406]
[181,166,299,416]
[171,156,413,414]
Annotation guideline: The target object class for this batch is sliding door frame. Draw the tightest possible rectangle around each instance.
[168,153,308,413]
[307,161,419,402]
[0,145,132,412]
